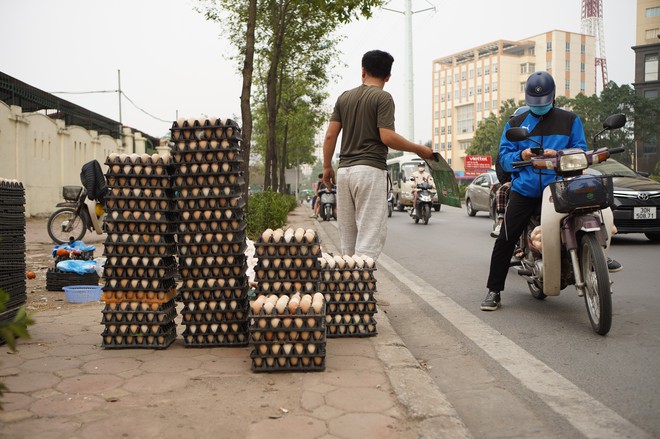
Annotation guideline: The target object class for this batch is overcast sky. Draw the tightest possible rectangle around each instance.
[1,0,636,144]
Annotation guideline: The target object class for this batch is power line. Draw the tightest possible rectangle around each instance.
[120,91,171,123]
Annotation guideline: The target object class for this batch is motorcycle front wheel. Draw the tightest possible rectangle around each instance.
[422,204,431,225]
[47,208,86,244]
[580,234,612,335]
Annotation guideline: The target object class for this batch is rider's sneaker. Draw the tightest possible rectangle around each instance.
[411,209,417,217]
[490,222,502,238]
[480,291,501,311]
[607,257,623,272]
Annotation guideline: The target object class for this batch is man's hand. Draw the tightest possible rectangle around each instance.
[416,146,434,160]
[322,168,335,190]
[542,149,558,158]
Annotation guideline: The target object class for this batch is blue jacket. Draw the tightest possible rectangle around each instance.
[499,108,587,198]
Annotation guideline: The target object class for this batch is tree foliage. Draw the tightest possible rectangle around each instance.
[467,98,523,161]
[196,0,386,192]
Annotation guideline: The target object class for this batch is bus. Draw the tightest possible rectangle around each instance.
[386,154,440,212]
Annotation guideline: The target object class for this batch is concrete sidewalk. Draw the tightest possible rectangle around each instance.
[0,206,470,439]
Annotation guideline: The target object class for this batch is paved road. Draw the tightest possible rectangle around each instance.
[375,205,659,438]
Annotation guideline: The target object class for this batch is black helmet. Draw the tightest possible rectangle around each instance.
[525,71,555,106]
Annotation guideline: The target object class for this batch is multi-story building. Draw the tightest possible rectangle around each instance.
[432,30,596,173]
[633,0,660,174]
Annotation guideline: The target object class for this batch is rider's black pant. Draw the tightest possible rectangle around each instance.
[486,191,542,292]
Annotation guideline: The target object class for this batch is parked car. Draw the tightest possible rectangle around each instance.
[465,171,498,218]
[585,159,660,242]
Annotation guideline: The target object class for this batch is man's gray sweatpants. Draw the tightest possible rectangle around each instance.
[336,165,388,260]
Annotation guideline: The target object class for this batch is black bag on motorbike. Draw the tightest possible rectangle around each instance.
[80,160,107,203]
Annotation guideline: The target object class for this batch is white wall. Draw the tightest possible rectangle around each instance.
[0,102,145,216]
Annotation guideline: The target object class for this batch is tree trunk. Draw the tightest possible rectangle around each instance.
[240,0,257,200]
[279,121,289,193]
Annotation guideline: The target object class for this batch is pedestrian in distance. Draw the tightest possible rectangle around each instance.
[310,173,322,219]
[322,49,433,260]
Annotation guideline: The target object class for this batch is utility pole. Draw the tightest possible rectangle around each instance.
[382,0,435,142]
[117,69,123,126]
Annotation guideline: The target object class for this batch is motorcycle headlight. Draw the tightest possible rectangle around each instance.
[558,149,588,172]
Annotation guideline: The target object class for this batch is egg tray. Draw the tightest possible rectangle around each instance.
[250,349,325,373]
[178,288,247,302]
[175,184,245,200]
[170,127,241,143]
[179,309,248,324]
[172,173,243,189]
[104,167,171,179]
[0,259,27,270]
[178,273,247,290]
[177,244,246,258]
[103,243,178,258]
[176,233,246,247]
[175,221,246,236]
[178,258,247,273]
[105,255,176,267]
[106,176,171,189]
[180,319,247,335]
[104,277,177,293]
[174,197,245,213]
[255,256,320,270]
[255,246,322,260]
[104,199,176,213]
[180,297,248,314]
[170,118,240,134]
[327,322,378,338]
[102,320,177,338]
[257,281,318,295]
[0,290,26,309]
[46,268,99,292]
[101,289,177,304]
[171,150,243,165]
[103,263,177,279]
[326,302,378,315]
[249,304,325,330]
[253,269,320,283]
[181,331,248,348]
[318,280,378,293]
[103,298,177,313]
[101,303,178,325]
[176,209,246,224]
[320,268,377,282]
[104,221,175,235]
[171,136,241,150]
[104,233,177,246]
[106,210,178,223]
[174,155,244,173]
[101,331,177,350]
[107,186,173,199]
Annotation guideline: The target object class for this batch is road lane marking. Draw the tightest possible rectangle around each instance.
[376,252,651,439]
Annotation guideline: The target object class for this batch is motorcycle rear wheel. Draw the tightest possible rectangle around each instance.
[47,208,86,245]
[580,234,612,335]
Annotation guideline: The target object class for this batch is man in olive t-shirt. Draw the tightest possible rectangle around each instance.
[322,50,433,260]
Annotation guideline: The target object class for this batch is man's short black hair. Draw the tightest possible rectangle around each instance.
[362,50,394,80]
[318,173,323,179]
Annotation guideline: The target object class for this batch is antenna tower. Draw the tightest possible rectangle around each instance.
[581,0,608,92]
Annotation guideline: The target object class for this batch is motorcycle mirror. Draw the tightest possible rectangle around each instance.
[505,127,530,142]
[602,113,626,130]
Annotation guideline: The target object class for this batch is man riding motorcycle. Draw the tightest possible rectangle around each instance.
[410,163,435,217]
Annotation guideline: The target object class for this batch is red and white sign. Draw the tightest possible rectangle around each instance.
[464,155,493,177]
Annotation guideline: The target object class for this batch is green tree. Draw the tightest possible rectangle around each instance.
[467,98,523,160]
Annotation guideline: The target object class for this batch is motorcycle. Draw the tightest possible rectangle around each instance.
[409,181,435,225]
[508,113,626,335]
[318,185,337,221]
[47,160,107,244]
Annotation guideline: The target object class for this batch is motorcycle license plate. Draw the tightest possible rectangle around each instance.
[634,207,656,220]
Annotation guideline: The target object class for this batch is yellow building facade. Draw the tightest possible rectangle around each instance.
[432,30,596,173]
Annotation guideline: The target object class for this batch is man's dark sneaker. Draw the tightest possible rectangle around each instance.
[607,257,622,272]
[480,291,501,311]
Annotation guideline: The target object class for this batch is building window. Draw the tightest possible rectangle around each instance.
[440,142,445,149]
[581,62,585,72]
[581,44,586,54]
[461,71,466,81]
[485,65,490,76]
[477,67,482,77]
[469,69,474,79]
[565,79,570,89]
[645,89,658,99]
[645,54,659,81]
[566,60,570,70]
[646,6,660,17]
[529,47,535,56]
[547,42,552,52]
[580,81,585,92]
[469,87,474,97]
[566,41,570,52]
[484,101,490,111]
[447,126,452,134]
[485,84,490,93]
[461,141,470,150]
[646,28,660,40]
[434,127,439,136]
[461,88,467,98]
[447,92,452,100]
[477,102,482,111]
[455,73,459,82]
[457,104,474,134]
[447,142,452,151]
[493,63,498,73]
[521,63,528,74]
[546,60,552,70]
[643,140,657,155]
[440,127,445,135]
[492,82,498,92]
[477,85,482,94]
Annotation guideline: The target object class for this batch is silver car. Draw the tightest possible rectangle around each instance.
[465,171,498,218]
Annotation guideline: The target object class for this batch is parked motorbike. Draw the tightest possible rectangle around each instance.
[47,160,107,244]
[409,182,435,225]
[318,185,337,221]
[508,113,626,335]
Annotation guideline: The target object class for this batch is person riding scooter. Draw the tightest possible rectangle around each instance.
[410,163,435,217]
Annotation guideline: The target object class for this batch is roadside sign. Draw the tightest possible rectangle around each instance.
[464,155,492,177]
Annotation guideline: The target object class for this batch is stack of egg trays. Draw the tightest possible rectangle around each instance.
[0,179,27,339]
[171,117,249,347]
[248,300,326,372]
[252,232,322,296]
[101,155,178,349]
[319,261,378,338]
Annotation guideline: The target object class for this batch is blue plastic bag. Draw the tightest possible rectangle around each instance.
[56,259,97,275]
